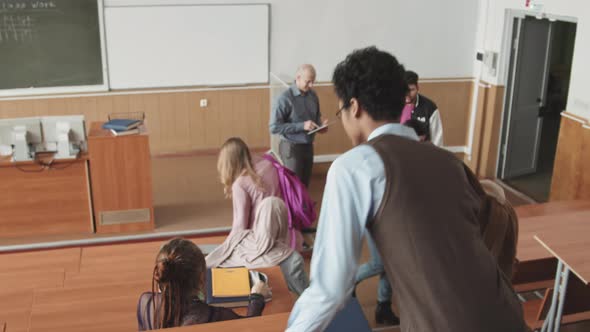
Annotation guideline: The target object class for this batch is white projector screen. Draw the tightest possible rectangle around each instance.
[104,4,269,89]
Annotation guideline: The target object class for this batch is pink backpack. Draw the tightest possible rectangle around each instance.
[263,154,317,249]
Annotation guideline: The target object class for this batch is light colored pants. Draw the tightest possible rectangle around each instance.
[355,234,392,303]
[279,251,309,296]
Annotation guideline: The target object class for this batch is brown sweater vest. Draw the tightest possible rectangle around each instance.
[366,134,527,332]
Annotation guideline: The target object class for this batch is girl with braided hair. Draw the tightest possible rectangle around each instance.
[137,238,269,330]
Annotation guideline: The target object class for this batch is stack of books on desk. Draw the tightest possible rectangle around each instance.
[205,267,271,307]
[102,119,142,136]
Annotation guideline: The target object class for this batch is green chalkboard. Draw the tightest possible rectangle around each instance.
[0,0,103,90]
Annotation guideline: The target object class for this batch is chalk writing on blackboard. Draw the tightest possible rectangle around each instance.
[0,1,57,11]
[0,14,34,42]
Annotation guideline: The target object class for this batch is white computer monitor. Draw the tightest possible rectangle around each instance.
[41,116,86,143]
[0,122,12,146]
[0,117,43,161]
[0,117,43,145]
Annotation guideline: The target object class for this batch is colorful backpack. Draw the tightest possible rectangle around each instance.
[263,153,317,248]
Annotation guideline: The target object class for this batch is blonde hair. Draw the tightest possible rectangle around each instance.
[217,137,263,198]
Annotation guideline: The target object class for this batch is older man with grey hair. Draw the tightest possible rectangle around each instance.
[269,64,328,188]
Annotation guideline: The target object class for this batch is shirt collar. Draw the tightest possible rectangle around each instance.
[368,123,418,142]
[290,83,302,96]
[415,94,421,107]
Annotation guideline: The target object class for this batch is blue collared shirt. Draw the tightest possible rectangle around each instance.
[286,123,418,332]
[269,83,321,144]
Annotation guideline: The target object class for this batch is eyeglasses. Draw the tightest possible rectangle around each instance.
[336,105,346,119]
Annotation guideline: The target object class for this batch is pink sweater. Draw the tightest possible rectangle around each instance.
[230,157,280,232]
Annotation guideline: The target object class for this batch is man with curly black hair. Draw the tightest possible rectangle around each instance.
[286,47,527,332]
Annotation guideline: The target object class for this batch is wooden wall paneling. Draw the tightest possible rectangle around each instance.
[580,125,590,199]
[477,85,505,178]
[184,92,204,151]
[95,95,114,126]
[218,90,235,148]
[157,92,176,152]
[128,93,146,128]
[174,92,193,151]
[0,100,23,118]
[202,90,221,148]
[313,85,349,155]
[247,89,265,147]
[33,98,50,118]
[549,115,585,201]
[14,100,31,118]
[65,96,84,116]
[46,97,68,117]
[84,97,100,132]
[1,80,476,155]
[139,94,160,152]
[232,90,250,145]
[243,90,257,147]
[111,94,131,115]
[465,83,488,172]
[258,89,271,148]
[419,81,474,147]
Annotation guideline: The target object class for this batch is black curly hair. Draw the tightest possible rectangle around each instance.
[405,70,419,86]
[332,46,407,122]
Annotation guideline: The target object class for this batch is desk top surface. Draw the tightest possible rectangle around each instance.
[232,266,295,316]
[166,312,290,332]
[516,202,590,263]
[533,210,590,285]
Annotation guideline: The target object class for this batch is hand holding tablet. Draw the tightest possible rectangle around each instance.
[307,123,329,135]
[307,119,333,135]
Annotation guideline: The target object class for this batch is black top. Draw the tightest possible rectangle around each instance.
[137,292,265,330]
[410,94,438,141]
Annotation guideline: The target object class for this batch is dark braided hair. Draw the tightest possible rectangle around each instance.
[152,238,206,329]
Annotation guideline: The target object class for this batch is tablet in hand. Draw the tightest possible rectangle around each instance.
[307,123,329,135]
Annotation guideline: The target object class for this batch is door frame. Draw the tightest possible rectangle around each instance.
[495,9,577,179]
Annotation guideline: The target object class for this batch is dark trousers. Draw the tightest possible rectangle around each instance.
[279,140,313,188]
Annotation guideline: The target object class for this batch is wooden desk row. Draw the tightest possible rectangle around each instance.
[513,203,590,330]
[167,313,290,332]
[0,122,154,238]
[0,235,295,332]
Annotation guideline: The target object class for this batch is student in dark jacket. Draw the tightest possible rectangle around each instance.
[405,70,444,146]
[137,238,269,330]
